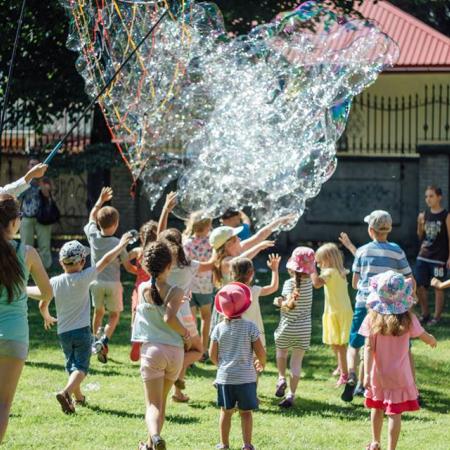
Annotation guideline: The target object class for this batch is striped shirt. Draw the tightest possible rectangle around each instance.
[211,318,260,385]
[353,241,412,308]
[274,277,313,350]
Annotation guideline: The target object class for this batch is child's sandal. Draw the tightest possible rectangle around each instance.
[172,392,189,403]
[74,395,87,406]
[56,390,75,414]
[242,445,255,450]
[174,379,186,390]
[366,442,381,450]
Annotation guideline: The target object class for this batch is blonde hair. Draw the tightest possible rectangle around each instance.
[368,309,412,337]
[315,243,348,279]
[213,246,227,288]
[231,258,254,285]
[184,211,212,238]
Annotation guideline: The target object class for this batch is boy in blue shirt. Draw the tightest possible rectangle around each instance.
[341,210,414,402]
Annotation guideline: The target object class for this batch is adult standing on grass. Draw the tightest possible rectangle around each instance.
[416,185,450,326]
[132,241,192,450]
[0,194,52,444]
[19,157,54,269]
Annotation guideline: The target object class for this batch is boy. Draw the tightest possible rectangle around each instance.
[84,187,137,363]
[34,234,131,414]
[341,210,414,402]
[220,209,252,240]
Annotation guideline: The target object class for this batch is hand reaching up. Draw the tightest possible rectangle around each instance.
[267,253,281,271]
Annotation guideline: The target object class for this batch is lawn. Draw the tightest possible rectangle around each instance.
[3,271,450,450]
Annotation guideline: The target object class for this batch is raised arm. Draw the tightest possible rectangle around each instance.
[239,240,275,261]
[25,247,53,302]
[260,254,281,296]
[240,210,251,227]
[157,191,177,236]
[1,163,48,198]
[310,271,325,289]
[240,214,294,252]
[89,187,113,223]
[339,232,357,256]
[96,232,132,273]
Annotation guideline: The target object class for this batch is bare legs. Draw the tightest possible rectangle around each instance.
[332,344,348,375]
[369,409,402,450]
[63,370,86,401]
[0,357,25,444]
[418,285,444,321]
[276,348,305,399]
[104,311,120,339]
[219,408,253,448]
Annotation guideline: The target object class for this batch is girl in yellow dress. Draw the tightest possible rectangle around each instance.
[312,243,353,386]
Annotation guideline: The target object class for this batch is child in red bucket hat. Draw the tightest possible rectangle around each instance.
[209,283,266,450]
[273,246,316,408]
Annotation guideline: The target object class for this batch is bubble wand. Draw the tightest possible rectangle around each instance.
[44,2,174,165]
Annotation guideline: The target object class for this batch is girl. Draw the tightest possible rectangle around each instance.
[209,282,266,450]
[273,246,315,408]
[132,241,191,450]
[231,254,281,348]
[183,211,214,362]
[0,194,52,443]
[312,243,353,386]
[159,228,215,402]
[129,220,158,361]
[415,185,450,326]
[361,270,436,450]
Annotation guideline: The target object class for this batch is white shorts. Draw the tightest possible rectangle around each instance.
[90,281,123,312]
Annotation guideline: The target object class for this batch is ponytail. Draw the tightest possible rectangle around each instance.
[140,220,158,248]
[0,194,24,303]
[143,241,173,306]
[286,271,302,310]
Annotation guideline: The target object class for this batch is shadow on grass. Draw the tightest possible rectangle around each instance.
[26,360,122,377]
[166,414,201,425]
[86,404,143,419]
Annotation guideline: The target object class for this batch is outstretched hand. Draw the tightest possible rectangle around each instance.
[25,163,48,181]
[259,240,275,251]
[43,314,57,331]
[99,187,113,205]
[164,191,177,213]
[267,253,281,271]
[119,231,133,247]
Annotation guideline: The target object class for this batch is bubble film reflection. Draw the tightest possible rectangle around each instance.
[61,0,399,229]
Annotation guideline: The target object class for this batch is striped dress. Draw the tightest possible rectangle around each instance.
[274,277,313,350]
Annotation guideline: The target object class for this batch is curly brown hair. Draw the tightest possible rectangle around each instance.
[368,309,413,337]
[159,228,190,267]
[231,258,254,284]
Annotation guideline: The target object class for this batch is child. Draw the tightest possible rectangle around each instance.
[209,282,266,450]
[159,228,215,402]
[183,211,214,362]
[0,162,47,197]
[132,241,191,450]
[34,234,131,414]
[129,220,158,361]
[361,271,436,450]
[311,243,353,386]
[231,254,281,348]
[342,210,414,403]
[416,185,450,326]
[273,246,315,408]
[220,208,252,240]
[84,187,136,363]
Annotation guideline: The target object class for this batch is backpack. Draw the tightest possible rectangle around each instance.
[36,192,60,225]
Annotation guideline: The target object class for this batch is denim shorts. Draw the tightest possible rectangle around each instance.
[58,326,92,374]
[217,382,258,411]
[415,259,447,288]
[191,293,214,308]
[349,307,367,349]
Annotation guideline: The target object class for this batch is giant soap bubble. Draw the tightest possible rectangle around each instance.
[61,0,399,229]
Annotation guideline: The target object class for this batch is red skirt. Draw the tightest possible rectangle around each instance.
[365,397,420,415]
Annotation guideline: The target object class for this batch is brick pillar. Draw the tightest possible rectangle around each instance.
[417,145,450,210]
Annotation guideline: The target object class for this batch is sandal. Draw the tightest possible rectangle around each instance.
[151,434,166,450]
[56,390,75,414]
[138,442,152,450]
[74,395,87,406]
[242,445,255,450]
[174,379,186,390]
[278,396,294,408]
[172,392,190,403]
[366,442,381,450]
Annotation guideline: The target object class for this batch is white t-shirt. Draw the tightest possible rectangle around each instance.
[50,267,97,334]
[242,285,265,347]
[167,261,201,297]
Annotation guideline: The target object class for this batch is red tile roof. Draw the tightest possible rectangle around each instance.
[357,1,450,70]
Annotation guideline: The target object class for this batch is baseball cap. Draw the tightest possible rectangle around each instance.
[59,240,90,264]
[364,210,392,232]
[209,226,243,250]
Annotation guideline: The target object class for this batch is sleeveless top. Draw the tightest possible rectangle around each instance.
[131,281,183,348]
[0,241,30,345]
[418,209,449,264]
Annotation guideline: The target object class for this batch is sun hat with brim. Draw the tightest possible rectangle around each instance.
[209,225,243,250]
[366,270,415,315]
[286,246,316,274]
[364,210,392,232]
[59,240,90,264]
[215,282,252,319]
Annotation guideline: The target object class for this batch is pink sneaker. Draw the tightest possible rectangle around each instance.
[336,373,348,387]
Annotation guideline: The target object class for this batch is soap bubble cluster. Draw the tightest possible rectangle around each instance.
[61,0,398,229]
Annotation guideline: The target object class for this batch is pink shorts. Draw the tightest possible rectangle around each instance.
[140,342,184,382]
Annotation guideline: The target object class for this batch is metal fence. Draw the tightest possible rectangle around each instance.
[338,84,450,156]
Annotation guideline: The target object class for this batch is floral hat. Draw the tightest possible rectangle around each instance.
[286,246,315,274]
[366,270,415,315]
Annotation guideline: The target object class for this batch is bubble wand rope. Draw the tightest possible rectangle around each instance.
[44,3,172,165]
[0,0,27,160]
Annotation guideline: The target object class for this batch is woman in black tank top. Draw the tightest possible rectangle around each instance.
[416,186,450,326]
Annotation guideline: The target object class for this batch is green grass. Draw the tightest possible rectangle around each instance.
[4,272,450,450]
